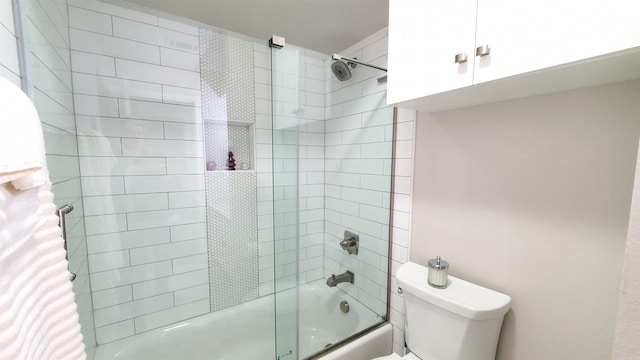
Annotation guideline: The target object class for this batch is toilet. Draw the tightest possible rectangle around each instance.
[374,262,511,360]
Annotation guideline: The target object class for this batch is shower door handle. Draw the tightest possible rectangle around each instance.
[57,204,76,282]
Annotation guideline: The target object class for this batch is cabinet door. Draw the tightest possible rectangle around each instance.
[387,0,478,105]
[474,0,640,84]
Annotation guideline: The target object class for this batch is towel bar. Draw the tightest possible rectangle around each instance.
[56,204,76,282]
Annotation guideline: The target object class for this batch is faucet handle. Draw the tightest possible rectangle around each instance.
[341,231,359,255]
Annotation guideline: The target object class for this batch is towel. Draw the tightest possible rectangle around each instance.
[0,77,47,190]
[0,77,86,360]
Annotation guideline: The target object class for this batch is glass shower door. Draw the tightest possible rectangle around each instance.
[270,36,394,359]
[271,41,301,360]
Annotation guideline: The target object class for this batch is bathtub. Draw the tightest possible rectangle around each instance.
[94,281,392,360]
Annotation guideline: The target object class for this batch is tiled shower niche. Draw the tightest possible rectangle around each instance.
[203,122,254,171]
[200,27,256,172]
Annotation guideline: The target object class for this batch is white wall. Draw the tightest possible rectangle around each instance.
[613,103,640,358]
[0,0,20,85]
[410,81,640,360]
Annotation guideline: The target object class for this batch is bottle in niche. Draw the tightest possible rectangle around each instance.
[227,151,236,171]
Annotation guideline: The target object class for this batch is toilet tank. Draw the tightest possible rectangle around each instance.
[397,262,511,360]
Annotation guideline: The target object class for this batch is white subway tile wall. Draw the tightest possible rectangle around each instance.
[68,0,207,344]
[269,45,328,292]
[324,29,391,316]
[325,28,416,356]
[0,0,20,86]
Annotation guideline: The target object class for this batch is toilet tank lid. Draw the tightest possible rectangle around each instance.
[397,262,511,320]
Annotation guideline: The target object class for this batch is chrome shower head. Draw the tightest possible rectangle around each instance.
[331,61,352,81]
[331,53,387,80]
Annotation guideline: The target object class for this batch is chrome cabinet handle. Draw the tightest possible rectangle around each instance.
[476,44,491,57]
[56,204,76,282]
[454,53,468,64]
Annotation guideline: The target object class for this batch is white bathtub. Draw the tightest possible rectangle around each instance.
[94,281,392,360]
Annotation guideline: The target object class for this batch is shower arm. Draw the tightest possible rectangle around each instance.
[332,54,387,72]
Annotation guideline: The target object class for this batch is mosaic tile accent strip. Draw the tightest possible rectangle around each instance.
[199,29,255,123]
[205,171,259,311]
[204,123,251,171]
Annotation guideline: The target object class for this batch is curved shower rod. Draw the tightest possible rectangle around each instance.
[332,54,387,72]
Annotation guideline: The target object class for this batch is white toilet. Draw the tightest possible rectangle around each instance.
[374,262,511,360]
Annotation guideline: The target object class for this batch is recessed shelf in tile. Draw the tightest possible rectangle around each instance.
[203,122,254,171]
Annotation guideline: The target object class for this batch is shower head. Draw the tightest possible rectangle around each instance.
[331,53,388,82]
[331,53,358,81]
[331,61,353,81]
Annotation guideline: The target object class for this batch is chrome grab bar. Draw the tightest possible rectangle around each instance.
[56,204,76,282]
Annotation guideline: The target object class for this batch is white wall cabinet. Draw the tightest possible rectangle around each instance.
[387,0,477,100]
[388,0,640,112]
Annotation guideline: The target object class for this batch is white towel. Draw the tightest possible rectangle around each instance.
[0,78,47,190]
[0,77,86,360]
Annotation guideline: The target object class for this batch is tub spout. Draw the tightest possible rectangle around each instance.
[326,270,355,287]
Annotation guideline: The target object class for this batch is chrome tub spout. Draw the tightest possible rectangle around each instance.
[326,270,355,287]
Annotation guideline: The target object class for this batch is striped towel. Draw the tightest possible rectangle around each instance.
[0,77,86,360]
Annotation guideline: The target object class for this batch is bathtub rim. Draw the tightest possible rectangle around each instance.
[93,281,387,360]
[308,321,392,360]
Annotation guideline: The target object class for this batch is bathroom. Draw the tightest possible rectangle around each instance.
[0,0,639,359]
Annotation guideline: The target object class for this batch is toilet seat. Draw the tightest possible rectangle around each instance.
[372,352,421,360]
